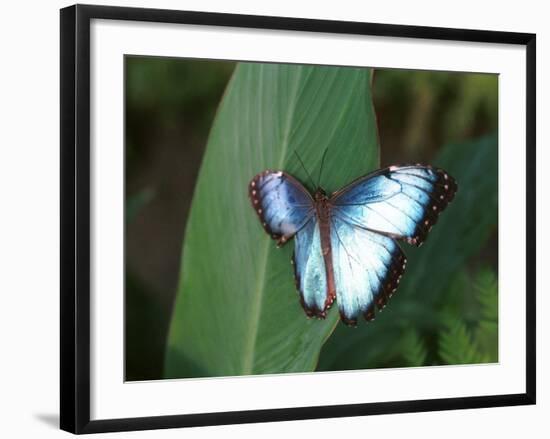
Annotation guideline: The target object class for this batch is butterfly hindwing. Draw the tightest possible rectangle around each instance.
[249,170,314,246]
[332,165,457,246]
[330,214,406,325]
[292,217,333,318]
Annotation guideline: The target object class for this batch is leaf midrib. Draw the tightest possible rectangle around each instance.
[242,66,304,374]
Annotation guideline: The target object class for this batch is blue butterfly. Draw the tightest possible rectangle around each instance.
[249,164,457,326]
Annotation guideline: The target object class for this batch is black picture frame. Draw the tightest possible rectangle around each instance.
[60,4,536,434]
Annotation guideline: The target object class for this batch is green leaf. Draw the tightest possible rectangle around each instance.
[439,317,487,365]
[475,268,498,323]
[165,63,379,378]
[317,134,498,372]
[431,268,498,365]
[400,329,428,367]
[472,269,498,361]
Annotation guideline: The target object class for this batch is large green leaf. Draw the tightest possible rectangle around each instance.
[317,134,498,371]
[165,63,379,378]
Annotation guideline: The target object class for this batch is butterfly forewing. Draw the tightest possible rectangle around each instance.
[331,165,457,246]
[249,170,314,246]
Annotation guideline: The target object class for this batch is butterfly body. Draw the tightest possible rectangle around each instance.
[249,165,457,326]
[309,189,336,318]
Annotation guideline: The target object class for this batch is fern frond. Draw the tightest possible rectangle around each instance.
[401,330,428,367]
[438,318,486,365]
[474,269,498,323]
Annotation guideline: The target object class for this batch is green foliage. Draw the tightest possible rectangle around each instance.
[165,63,379,378]
[439,318,488,364]
[373,70,497,161]
[471,269,498,361]
[439,269,497,364]
[475,269,498,323]
[400,330,428,367]
[124,59,499,381]
[125,57,234,161]
[125,57,234,125]
[317,134,498,372]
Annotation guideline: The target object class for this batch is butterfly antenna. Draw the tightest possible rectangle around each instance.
[317,147,329,187]
[294,150,316,189]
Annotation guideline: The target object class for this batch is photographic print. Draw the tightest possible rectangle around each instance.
[61,5,536,433]
[124,57,498,381]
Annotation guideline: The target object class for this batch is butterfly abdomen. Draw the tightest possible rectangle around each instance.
[315,196,336,316]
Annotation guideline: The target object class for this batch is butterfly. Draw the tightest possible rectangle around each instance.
[248,162,457,326]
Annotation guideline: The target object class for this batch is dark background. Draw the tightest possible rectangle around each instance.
[125,56,498,381]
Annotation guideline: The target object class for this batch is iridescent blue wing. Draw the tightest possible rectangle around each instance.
[249,170,314,246]
[249,170,330,318]
[292,216,334,318]
[330,215,406,325]
[331,165,457,246]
